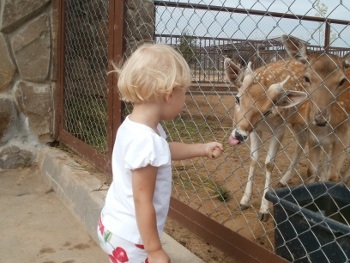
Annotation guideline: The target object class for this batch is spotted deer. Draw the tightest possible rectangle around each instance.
[225,57,308,221]
[280,35,350,184]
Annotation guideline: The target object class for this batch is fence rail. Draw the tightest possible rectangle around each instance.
[156,34,350,85]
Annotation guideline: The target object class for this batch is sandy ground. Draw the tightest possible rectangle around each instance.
[0,166,108,263]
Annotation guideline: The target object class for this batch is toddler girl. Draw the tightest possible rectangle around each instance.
[98,43,227,263]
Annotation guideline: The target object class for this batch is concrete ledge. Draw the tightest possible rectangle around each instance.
[38,147,105,239]
[37,146,204,263]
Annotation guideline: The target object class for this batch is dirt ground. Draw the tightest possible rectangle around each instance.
[171,92,350,258]
[157,92,308,262]
[164,218,239,263]
[0,166,108,263]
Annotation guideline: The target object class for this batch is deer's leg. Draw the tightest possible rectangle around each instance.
[342,159,350,183]
[319,141,333,181]
[326,133,349,182]
[279,125,307,186]
[239,131,261,210]
[259,128,285,222]
[306,137,322,183]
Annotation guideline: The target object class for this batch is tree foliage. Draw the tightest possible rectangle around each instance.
[314,0,336,44]
[177,31,198,65]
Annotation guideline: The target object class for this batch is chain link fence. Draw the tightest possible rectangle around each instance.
[60,0,350,262]
[62,0,109,153]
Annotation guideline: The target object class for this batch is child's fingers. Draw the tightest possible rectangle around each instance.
[216,143,224,151]
[211,146,223,159]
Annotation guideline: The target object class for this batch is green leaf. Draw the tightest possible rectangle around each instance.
[104,230,112,242]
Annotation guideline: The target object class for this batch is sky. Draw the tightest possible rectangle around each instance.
[155,0,350,47]
[199,0,350,19]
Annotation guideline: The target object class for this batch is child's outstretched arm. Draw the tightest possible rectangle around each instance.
[169,142,224,161]
[132,165,171,263]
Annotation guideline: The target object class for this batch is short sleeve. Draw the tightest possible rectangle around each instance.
[124,133,170,170]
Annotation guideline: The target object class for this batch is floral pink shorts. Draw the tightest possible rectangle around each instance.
[97,218,148,263]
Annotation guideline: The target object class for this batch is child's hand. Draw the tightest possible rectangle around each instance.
[148,248,171,263]
[205,142,224,159]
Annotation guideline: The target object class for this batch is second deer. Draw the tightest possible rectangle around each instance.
[280,35,350,184]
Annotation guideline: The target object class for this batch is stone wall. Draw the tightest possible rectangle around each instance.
[0,0,57,168]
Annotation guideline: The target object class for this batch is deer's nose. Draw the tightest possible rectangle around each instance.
[235,130,248,142]
[314,111,329,127]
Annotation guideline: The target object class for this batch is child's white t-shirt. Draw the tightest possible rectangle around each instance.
[101,116,172,244]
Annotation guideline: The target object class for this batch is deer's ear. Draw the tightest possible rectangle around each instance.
[267,76,307,108]
[224,58,242,84]
[342,52,350,69]
[275,90,308,108]
[241,61,255,88]
[282,34,308,63]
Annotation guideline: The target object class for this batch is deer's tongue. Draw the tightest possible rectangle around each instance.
[228,135,240,146]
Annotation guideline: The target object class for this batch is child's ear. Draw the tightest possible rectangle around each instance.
[164,92,172,103]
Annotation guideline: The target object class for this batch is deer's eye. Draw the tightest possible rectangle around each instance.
[339,78,347,87]
[304,76,311,83]
[263,110,272,117]
[235,96,240,105]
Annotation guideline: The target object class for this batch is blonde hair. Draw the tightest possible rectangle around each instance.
[113,43,192,103]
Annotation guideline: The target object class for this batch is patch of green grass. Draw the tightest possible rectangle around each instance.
[162,114,222,143]
[174,167,231,202]
[195,178,230,202]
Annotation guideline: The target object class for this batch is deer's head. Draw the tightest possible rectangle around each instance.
[225,58,307,145]
[282,34,350,127]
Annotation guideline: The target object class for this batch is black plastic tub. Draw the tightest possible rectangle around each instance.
[265,182,350,263]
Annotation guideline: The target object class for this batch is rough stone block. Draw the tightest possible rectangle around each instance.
[0,34,16,91]
[0,145,33,169]
[1,0,50,33]
[0,97,17,145]
[11,14,51,81]
[16,81,54,142]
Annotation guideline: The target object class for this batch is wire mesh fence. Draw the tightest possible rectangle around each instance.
[60,0,350,262]
[62,0,109,153]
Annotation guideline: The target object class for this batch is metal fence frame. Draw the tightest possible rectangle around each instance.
[156,34,350,87]
[57,0,124,173]
[57,1,350,262]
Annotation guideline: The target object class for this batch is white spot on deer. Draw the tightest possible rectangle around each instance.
[265,74,273,82]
